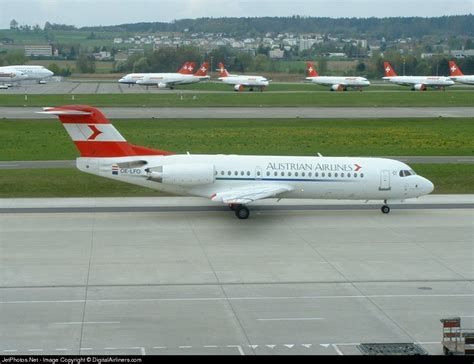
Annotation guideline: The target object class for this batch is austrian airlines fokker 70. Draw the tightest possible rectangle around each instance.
[305,62,370,91]
[382,61,454,91]
[40,105,434,219]
[448,60,474,85]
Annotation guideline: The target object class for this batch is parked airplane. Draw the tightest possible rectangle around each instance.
[448,60,474,85]
[217,62,269,91]
[40,105,434,219]
[135,62,210,89]
[0,69,27,88]
[382,61,454,91]
[118,62,197,86]
[305,62,370,91]
[0,65,54,83]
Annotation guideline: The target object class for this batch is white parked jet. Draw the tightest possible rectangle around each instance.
[305,62,370,91]
[217,62,270,91]
[0,65,54,83]
[0,68,27,88]
[118,61,197,87]
[448,60,474,85]
[136,62,210,89]
[382,61,454,91]
[40,105,434,219]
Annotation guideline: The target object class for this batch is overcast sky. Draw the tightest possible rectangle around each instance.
[0,0,472,29]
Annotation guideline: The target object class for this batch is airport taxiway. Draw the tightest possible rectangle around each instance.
[0,196,473,355]
[2,106,474,119]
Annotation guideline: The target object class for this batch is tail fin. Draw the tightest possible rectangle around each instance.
[194,62,209,76]
[448,60,464,76]
[217,62,230,77]
[306,62,319,77]
[178,62,196,74]
[383,61,398,77]
[39,105,173,157]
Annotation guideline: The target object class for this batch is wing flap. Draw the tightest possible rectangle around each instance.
[211,184,293,204]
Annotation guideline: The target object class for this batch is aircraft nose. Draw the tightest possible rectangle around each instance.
[48,70,54,76]
[421,177,434,194]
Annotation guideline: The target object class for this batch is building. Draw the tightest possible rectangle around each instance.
[269,49,284,59]
[24,44,53,57]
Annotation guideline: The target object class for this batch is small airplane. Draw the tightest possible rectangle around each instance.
[382,61,454,91]
[305,62,370,91]
[217,62,270,91]
[118,61,196,86]
[135,62,210,89]
[0,65,54,84]
[448,60,474,85]
[40,105,434,219]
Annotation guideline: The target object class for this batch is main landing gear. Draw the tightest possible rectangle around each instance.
[381,200,391,214]
[229,204,250,219]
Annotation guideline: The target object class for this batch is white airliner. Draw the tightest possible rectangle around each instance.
[382,61,454,91]
[135,62,210,89]
[217,62,270,91]
[118,62,196,86]
[305,62,370,91]
[0,69,27,88]
[0,65,54,83]
[39,105,434,219]
[448,60,474,85]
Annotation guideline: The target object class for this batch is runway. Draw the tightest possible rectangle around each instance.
[2,106,474,119]
[1,196,473,355]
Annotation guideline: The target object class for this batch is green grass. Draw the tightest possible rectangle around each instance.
[1,90,473,107]
[0,164,472,197]
[1,118,473,161]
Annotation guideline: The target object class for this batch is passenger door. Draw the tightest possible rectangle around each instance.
[379,170,391,191]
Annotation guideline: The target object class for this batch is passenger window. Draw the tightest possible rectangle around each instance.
[322,172,325,177]
[288,172,292,177]
[309,172,312,177]
[302,172,305,177]
[241,171,244,176]
[228,171,231,176]
[341,172,344,177]
[274,172,278,176]
[234,171,238,176]
[354,173,357,177]
[281,172,285,176]
[257,171,260,176]
[266,171,270,176]
[360,173,364,178]
[221,171,224,175]
[335,173,338,177]
[328,173,331,177]
[347,173,351,177]
[295,172,299,177]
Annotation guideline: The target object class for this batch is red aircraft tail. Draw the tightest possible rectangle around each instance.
[39,105,173,157]
[194,62,209,76]
[178,62,196,74]
[383,61,398,77]
[306,62,319,77]
[217,62,230,77]
[448,60,464,76]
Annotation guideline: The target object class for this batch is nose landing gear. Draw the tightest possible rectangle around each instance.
[381,200,390,214]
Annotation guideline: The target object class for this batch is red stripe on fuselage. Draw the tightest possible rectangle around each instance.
[74,141,174,157]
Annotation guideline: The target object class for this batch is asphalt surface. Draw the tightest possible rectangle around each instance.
[2,106,474,119]
[0,196,472,355]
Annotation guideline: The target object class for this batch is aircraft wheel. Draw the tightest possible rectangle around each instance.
[235,206,250,219]
[381,205,390,214]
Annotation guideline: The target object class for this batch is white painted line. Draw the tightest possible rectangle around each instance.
[53,321,120,325]
[320,344,331,348]
[266,345,276,349]
[153,346,167,349]
[3,350,18,353]
[204,346,218,348]
[0,164,20,167]
[140,347,146,356]
[258,317,324,321]
[302,344,312,348]
[332,344,344,356]
[284,344,295,349]
[179,346,192,349]
[227,345,245,356]
[248,345,259,349]
[104,347,117,350]
[55,349,69,351]
[4,293,473,305]
[28,349,43,352]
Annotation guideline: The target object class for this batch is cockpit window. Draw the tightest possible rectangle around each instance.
[399,169,416,177]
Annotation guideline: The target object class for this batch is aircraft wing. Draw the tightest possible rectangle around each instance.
[211,184,293,204]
